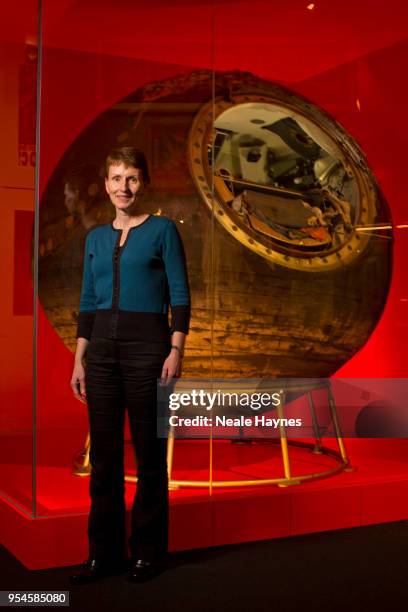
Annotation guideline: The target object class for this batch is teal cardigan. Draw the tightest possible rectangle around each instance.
[76,214,190,341]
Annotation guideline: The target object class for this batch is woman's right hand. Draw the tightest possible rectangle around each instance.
[71,360,87,404]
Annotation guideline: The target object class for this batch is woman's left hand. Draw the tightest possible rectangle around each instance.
[160,349,182,385]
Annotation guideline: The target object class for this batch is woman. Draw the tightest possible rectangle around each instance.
[69,147,190,584]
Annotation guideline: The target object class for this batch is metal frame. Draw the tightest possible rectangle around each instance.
[74,381,354,489]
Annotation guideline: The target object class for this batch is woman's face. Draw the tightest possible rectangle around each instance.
[105,162,144,211]
[64,182,79,214]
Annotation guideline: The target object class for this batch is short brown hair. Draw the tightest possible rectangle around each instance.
[105,146,150,184]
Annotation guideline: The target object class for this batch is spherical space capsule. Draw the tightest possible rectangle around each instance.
[39,71,392,378]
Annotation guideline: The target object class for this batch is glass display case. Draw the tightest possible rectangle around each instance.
[1,0,408,569]
[0,0,38,515]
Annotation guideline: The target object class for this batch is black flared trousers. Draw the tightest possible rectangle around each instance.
[84,336,170,563]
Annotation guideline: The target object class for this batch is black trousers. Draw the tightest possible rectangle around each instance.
[84,336,171,562]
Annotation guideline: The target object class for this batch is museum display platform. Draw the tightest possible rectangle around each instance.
[1,438,407,570]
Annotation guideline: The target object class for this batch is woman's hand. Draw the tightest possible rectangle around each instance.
[160,348,182,386]
[71,360,87,404]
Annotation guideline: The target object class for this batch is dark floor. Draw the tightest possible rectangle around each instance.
[1,522,407,611]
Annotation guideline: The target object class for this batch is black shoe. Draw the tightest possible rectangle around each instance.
[127,558,166,583]
[69,557,129,585]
